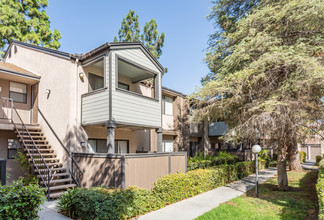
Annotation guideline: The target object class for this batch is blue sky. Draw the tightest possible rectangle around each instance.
[46,0,214,95]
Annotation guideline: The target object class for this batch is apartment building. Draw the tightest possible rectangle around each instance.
[0,41,186,198]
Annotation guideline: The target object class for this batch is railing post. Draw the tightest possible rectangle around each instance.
[168,152,171,174]
[121,155,125,189]
[0,159,7,186]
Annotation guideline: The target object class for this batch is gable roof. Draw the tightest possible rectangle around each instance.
[4,41,164,73]
[0,60,40,80]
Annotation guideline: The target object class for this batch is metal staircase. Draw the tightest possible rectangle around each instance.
[1,97,81,199]
[15,125,76,199]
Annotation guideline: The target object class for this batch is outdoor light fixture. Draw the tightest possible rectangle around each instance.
[79,72,84,80]
[252,144,262,197]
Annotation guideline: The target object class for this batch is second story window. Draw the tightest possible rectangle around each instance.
[10,82,27,103]
[118,82,130,91]
[162,95,173,115]
[88,73,104,91]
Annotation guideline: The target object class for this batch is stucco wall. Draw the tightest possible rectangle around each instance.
[0,130,27,184]
[0,78,31,124]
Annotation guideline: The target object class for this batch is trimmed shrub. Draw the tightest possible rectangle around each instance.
[299,151,306,164]
[316,159,324,219]
[0,178,45,219]
[316,156,322,165]
[187,151,239,171]
[58,161,259,219]
[268,160,277,167]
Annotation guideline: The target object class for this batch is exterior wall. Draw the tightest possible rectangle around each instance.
[110,49,162,128]
[0,130,27,184]
[162,114,174,130]
[6,44,86,164]
[0,78,31,124]
[74,155,122,188]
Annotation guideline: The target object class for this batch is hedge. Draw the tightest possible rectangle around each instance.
[187,152,239,171]
[58,160,267,219]
[0,179,45,219]
[317,159,324,219]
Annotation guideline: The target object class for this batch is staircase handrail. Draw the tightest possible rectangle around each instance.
[38,108,83,186]
[7,98,52,199]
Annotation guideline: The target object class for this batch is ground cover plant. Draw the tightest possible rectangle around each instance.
[316,159,324,219]
[197,170,318,220]
[58,160,266,219]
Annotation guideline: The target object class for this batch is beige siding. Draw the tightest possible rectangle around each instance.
[125,156,169,189]
[81,90,109,124]
[170,155,186,174]
[74,155,122,188]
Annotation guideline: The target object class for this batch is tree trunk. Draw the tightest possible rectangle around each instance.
[288,141,303,171]
[277,144,289,191]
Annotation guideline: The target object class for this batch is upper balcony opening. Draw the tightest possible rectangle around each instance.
[84,58,105,92]
[117,57,156,99]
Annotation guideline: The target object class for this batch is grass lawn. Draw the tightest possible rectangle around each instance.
[196,170,318,220]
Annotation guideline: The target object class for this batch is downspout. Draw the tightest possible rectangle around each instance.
[75,57,80,154]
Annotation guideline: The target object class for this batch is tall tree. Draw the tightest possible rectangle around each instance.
[113,10,140,43]
[114,10,166,60]
[0,0,61,56]
[192,0,324,190]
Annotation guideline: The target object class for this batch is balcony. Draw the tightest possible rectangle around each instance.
[81,47,162,129]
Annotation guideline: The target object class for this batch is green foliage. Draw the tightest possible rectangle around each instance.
[58,161,260,219]
[0,178,45,219]
[0,0,61,56]
[268,160,277,167]
[316,156,322,165]
[316,159,324,219]
[13,149,38,184]
[187,151,239,171]
[114,10,166,60]
[299,151,306,164]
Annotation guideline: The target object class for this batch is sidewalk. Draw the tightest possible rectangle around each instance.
[38,200,71,220]
[137,167,277,220]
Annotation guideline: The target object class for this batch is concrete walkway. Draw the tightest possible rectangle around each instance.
[138,167,277,220]
[302,161,317,170]
[38,200,71,220]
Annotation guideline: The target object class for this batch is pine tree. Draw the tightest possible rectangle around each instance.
[192,0,324,190]
[0,0,61,56]
[114,10,166,60]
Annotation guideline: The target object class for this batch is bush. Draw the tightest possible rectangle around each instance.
[268,161,277,167]
[58,161,258,219]
[316,156,322,165]
[299,151,306,164]
[316,159,324,219]
[0,178,45,219]
[187,151,239,171]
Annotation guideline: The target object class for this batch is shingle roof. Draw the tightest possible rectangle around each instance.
[0,61,40,79]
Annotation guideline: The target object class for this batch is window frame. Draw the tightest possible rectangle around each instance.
[115,140,129,154]
[88,72,104,92]
[88,138,107,153]
[162,95,173,116]
[9,81,27,104]
[117,82,130,91]
[7,139,21,159]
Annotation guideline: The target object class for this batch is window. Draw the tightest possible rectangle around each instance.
[10,82,27,103]
[8,139,21,159]
[162,140,173,152]
[162,95,173,115]
[189,142,198,157]
[88,73,104,91]
[115,140,129,154]
[118,82,130,91]
[87,139,107,153]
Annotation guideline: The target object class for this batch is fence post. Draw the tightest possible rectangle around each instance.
[168,152,171,174]
[121,155,125,189]
[0,158,7,186]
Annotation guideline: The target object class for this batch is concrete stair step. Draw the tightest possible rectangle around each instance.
[49,184,76,191]
[41,178,73,185]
